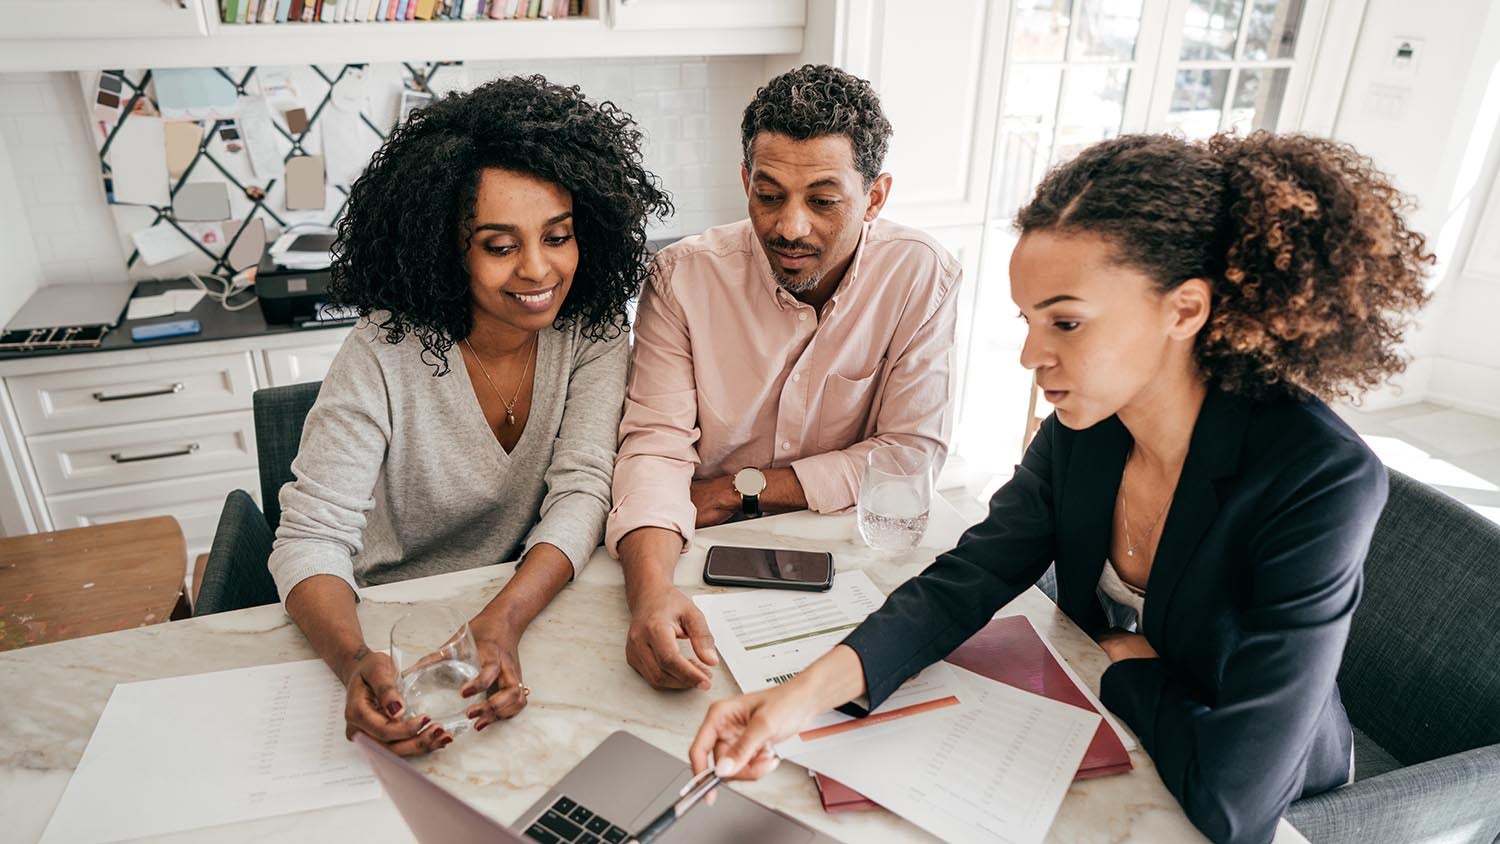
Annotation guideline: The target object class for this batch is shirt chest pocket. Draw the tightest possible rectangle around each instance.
[816,361,883,451]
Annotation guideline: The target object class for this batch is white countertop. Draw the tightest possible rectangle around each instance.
[0,499,1309,843]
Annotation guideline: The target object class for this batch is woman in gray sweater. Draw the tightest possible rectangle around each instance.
[267,75,671,756]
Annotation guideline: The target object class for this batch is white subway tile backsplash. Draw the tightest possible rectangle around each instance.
[680,62,708,90]
[631,63,680,92]
[0,83,54,114]
[27,204,77,235]
[658,89,706,114]
[14,114,78,143]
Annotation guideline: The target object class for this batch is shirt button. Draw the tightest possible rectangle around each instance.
[781,441,791,451]
[792,372,801,382]
[799,312,808,321]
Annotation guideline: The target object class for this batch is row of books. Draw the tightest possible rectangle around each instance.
[221,0,585,23]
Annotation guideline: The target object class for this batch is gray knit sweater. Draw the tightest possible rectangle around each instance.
[267,317,627,602]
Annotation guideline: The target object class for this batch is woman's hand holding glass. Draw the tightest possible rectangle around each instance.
[341,645,452,756]
[463,611,532,731]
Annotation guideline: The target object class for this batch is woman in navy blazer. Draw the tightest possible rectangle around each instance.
[687,132,1435,844]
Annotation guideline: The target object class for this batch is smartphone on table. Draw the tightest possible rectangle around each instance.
[703,545,834,592]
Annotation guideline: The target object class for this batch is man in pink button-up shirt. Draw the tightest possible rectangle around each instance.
[608,65,962,691]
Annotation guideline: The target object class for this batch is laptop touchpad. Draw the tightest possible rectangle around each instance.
[659,788,815,844]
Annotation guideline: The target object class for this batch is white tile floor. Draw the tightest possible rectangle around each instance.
[938,400,1500,528]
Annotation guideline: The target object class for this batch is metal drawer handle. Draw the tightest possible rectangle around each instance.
[92,383,185,402]
[110,442,200,464]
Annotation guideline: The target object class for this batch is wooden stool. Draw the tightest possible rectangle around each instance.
[0,516,187,650]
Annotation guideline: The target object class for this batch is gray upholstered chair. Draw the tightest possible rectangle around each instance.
[194,380,322,616]
[1285,468,1500,844]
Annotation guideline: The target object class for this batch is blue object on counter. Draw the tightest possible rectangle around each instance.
[131,319,202,342]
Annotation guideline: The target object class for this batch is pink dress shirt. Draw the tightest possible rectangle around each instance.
[606,217,961,555]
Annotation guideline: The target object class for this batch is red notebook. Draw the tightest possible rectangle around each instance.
[815,615,1133,812]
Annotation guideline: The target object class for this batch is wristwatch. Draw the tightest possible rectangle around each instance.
[733,467,767,519]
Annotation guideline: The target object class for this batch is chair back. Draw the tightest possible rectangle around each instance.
[1338,469,1500,766]
[252,380,322,530]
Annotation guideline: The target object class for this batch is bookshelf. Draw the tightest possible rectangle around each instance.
[0,0,805,72]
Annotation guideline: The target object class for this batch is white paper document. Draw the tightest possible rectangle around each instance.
[788,668,1102,844]
[108,115,170,206]
[41,659,379,844]
[125,288,207,319]
[695,569,888,693]
[696,569,970,743]
[130,225,197,268]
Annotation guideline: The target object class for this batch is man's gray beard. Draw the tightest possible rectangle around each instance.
[771,267,822,294]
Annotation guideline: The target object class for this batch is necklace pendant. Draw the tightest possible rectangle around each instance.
[1126,547,1134,557]
[505,410,515,426]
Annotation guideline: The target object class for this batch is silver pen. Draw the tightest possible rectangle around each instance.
[627,766,723,844]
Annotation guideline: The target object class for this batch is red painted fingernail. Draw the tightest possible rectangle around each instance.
[475,722,486,732]
[386,702,401,716]
[420,716,431,728]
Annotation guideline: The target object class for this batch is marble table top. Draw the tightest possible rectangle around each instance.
[1,498,1309,843]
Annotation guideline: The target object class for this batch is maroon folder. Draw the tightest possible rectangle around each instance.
[815,615,1133,812]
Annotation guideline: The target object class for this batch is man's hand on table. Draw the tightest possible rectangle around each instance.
[691,476,740,528]
[626,584,720,691]
[341,645,452,755]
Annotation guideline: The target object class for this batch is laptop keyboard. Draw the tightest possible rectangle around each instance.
[524,796,630,844]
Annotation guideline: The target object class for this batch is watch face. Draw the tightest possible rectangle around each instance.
[734,467,767,497]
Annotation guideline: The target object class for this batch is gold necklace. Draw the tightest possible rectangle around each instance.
[1119,460,1173,558]
[463,334,536,427]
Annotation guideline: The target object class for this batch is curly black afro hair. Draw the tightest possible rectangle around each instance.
[329,74,672,374]
[740,63,892,188]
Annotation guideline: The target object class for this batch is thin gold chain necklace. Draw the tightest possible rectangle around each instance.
[1119,456,1173,559]
[463,334,536,427]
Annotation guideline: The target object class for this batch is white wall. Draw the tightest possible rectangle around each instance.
[1330,0,1500,414]
[0,55,769,321]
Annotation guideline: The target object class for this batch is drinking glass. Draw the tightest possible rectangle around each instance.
[857,444,932,551]
[389,605,481,736]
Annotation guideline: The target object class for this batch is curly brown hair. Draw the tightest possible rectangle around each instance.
[1015,132,1434,401]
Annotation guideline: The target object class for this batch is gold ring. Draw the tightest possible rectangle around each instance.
[520,684,531,697]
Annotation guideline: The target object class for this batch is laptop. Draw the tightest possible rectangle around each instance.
[355,730,842,844]
[5,281,135,331]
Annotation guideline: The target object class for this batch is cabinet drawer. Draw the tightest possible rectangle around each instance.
[46,470,262,563]
[8,352,257,435]
[264,336,347,387]
[28,411,257,495]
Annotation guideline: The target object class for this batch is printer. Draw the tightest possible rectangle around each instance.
[256,225,355,327]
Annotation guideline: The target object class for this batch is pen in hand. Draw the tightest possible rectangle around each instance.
[627,766,724,844]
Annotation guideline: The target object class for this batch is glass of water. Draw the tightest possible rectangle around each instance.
[857,444,932,551]
[389,605,481,737]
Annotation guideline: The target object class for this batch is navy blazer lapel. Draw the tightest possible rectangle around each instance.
[1057,414,1130,634]
[1142,388,1251,643]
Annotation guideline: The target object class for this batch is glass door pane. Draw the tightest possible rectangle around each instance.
[1070,0,1145,60]
[1227,67,1290,132]
[1161,0,1307,137]
[1166,67,1230,135]
[1180,0,1245,60]
[1243,0,1304,59]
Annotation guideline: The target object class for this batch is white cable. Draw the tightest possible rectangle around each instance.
[185,270,260,312]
